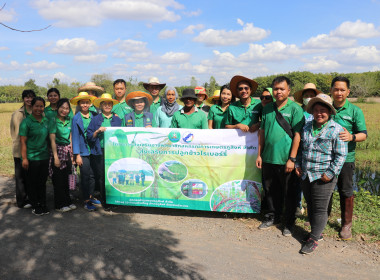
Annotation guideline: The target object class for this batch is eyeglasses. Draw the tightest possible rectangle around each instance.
[260,96,272,101]
[238,86,250,91]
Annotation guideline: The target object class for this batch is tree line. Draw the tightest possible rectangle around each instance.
[1,71,379,103]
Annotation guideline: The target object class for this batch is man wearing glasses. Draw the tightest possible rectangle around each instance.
[225,75,261,132]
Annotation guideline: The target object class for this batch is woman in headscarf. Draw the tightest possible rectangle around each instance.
[153,87,182,128]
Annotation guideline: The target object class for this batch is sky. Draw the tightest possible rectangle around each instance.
[0,0,380,87]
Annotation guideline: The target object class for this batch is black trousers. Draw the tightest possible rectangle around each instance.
[52,159,72,209]
[91,153,107,206]
[79,155,96,201]
[14,158,28,208]
[337,162,355,198]
[262,162,297,227]
[25,159,49,208]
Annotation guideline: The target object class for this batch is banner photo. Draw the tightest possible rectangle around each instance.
[104,128,262,213]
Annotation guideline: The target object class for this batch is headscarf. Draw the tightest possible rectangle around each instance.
[161,87,179,117]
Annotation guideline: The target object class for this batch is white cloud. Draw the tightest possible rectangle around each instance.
[74,54,107,63]
[239,41,301,61]
[237,18,244,26]
[32,0,183,27]
[135,63,161,71]
[25,51,33,56]
[303,34,357,49]
[183,9,202,17]
[193,21,270,46]
[50,38,98,55]
[158,29,177,39]
[303,56,341,71]
[160,51,191,63]
[0,60,61,70]
[114,39,149,52]
[332,20,380,38]
[0,7,16,22]
[0,47,9,51]
[183,24,204,34]
[340,46,380,64]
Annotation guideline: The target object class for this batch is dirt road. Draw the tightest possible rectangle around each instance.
[0,176,378,280]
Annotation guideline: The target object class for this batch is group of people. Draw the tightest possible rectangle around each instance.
[10,74,366,255]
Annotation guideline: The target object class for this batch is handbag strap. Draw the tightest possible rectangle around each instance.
[273,103,294,139]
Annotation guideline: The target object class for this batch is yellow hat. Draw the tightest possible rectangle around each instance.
[93,93,119,108]
[207,90,220,103]
[70,92,97,105]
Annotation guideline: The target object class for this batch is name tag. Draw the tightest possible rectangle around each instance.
[342,116,352,120]
[282,113,291,117]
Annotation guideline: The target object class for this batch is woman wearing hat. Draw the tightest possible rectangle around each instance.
[295,94,347,254]
[71,92,100,211]
[194,86,210,115]
[225,75,261,132]
[143,77,166,117]
[44,88,74,121]
[154,87,182,128]
[123,91,154,127]
[294,83,322,121]
[87,93,122,211]
[77,82,105,115]
[171,88,208,129]
[208,85,236,129]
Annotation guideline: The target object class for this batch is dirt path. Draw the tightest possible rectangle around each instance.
[0,176,378,280]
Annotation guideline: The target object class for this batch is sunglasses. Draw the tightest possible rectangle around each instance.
[238,86,250,91]
[260,96,272,100]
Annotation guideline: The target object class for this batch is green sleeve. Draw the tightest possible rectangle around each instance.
[291,106,305,133]
[260,107,267,130]
[354,107,367,132]
[19,119,28,137]
[170,114,178,128]
[224,107,232,126]
[201,113,208,129]
[249,102,263,126]
[48,118,57,134]
[207,106,215,121]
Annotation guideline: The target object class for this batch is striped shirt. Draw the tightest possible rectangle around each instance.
[297,119,347,182]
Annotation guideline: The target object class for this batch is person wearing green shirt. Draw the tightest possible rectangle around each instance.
[77,82,105,115]
[143,77,166,117]
[19,97,50,216]
[111,79,133,119]
[44,88,74,121]
[330,76,367,240]
[154,87,182,128]
[208,85,236,129]
[256,76,305,236]
[195,86,210,115]
[123,91,154,127]
[225,75,261,133]
[294,83,321,122]
[171,88,208,129]
[10,89,36,209]
[260,87,273,108]
[49,98,76,213]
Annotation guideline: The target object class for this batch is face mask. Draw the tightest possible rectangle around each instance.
[303,97,312,106]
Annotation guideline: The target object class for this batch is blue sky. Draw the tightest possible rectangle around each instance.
[0,0,380,87]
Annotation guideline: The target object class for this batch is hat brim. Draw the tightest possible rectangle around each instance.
[207,95,219,103]
[294,88,322,104]
[143,83,166,91]
[230,75,258,97]
[125,91,153,108]
[93,97,119,108]
[77,85,105,94]
[70,95,97,105]
[306,97,336,115]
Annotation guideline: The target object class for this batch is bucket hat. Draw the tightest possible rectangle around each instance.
[180,88,197,101]
[294,83,322,104]
[306,93,336,115]
[143,77,166,91]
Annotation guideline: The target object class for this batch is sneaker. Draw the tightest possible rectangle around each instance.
[41,206,50,215]
[57,206,71,213]
[84,202,96,211]
[68,204,77,210]
[32,207,44,216]
[23,203,32,209]
[282,227,292,237]
[258,214,280,230]
[90,198,101,206]
[302,233,323,243]
[300,238,318,254]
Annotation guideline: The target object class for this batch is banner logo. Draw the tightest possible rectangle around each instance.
[182,131,194,143]
[168,130,181,143]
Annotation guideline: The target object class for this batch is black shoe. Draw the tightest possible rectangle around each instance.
[300,238,318,254]
[32,207,44,216]
[302,233,323,243]
[282,227,293,237]
[41,206,50,215]
[258,214,280,230]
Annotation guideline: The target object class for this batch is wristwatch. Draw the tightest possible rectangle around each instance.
[289,157,296,163]
[351,134,356,142]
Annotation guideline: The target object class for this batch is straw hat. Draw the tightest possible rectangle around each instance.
[230,75,258,97]
[143,77,166,91]
[93,93,119,108]
[306,93,336,115]
[125,91,153,108]
[207,90,220,103]
[180,88,197,101]
[77,82,104,95]
[294,83,322,104]
[70,92,97,105]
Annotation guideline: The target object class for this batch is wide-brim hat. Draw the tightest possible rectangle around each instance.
[306,93,336,115]
[93,93,119,108]
[180,88,197,101]
[143,77,166,91]
[77,82,104,95]
[294,83,322,104]
[230,75,258,97]
[125,91,153,108]
[207,90,220,103]
[70,92,97,105]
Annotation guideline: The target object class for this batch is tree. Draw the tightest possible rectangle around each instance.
[208,76,217,97]
[91,73,113,93]
[24,79,39,95]
[190,77,197,87]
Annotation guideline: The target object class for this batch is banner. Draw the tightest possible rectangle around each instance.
[104,128,262,213]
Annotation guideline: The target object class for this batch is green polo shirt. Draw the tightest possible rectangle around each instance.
[44,105,74,121]
[260,99,304,165]
[134,113,144,127]
[99,114,112,148]
[208,104,228,129]
[81,113,92,153]
[89,105,98,115]
[332,100,367,162]
[171,107,208,129]
[112,101,133,119]
[149,97,161,117]
[49,117,71,146]
[225,98,262,127]
[19,115,49,161]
